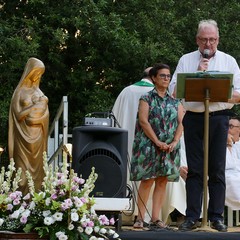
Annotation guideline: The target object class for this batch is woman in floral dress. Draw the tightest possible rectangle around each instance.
[130,63,184,229]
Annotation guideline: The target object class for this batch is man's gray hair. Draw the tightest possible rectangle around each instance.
[196,19,219,37]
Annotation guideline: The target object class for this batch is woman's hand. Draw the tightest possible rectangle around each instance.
[156,141,169,151]
[166,139,178,153]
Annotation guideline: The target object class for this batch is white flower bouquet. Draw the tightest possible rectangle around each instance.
[0,152,120,240]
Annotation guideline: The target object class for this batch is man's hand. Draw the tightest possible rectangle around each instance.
[180,166,188,181]
[228,90,240,103]
[197,58,209,71]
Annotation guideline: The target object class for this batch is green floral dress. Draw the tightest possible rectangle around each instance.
[130,88,181,182]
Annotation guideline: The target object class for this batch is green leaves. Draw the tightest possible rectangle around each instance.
[1,0,240,163]
[23,223,34,233]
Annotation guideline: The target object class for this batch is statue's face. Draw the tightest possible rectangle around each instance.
[28,68,45,82]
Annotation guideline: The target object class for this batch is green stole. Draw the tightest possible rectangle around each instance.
[133,80,154,87]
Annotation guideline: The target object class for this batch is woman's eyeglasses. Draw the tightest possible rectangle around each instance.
[159,74,171,79]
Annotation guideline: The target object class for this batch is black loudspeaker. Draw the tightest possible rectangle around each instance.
[72,126,128,198]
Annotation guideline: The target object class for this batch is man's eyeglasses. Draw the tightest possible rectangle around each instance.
[198,37,217,45]
[229,124,240,129]
[159,74,171,79]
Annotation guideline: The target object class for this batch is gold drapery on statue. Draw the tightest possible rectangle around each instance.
[8,57,49,195]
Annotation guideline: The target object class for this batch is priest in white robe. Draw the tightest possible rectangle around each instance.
[225,117,240,210]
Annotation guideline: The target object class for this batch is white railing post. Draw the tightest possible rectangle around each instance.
[63,96,68,146]
[47,96,68,166]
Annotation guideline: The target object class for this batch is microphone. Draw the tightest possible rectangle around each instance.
[203,49,210,58]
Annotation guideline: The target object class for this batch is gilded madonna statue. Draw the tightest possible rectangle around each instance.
[8,57,49,195]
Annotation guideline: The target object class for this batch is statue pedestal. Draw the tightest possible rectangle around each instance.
[0,232,48,239]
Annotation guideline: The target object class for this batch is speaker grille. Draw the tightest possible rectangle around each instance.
[78,154,123,197]
[80,148,121,165]
[72,126,128,198]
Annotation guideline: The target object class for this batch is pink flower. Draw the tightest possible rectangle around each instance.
[57,180,64,185]
[13,198,20,205]
[73,197,83,208]
[59,190,65,196]
[109,217,115,225]
[81,222,87,228]
[15,191,22,198]
[99,215,109,225]
[20,216,28,224]
[87,220,94,227]
[72,176,85,185]
[7,204,13,211]
[9,192,17,200]
[51,193,58,200]
[64,198,73,207]
[80,197,87,203]
[61,202,69,211]
[61,198,73,210]
[21,201,27,208]
[23,193,30,200]
[71,185,78,191]
[56,173,64,178]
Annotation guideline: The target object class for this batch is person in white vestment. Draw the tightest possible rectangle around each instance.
[161,136,187,224]
[112,67,154,159]
[112,67,187,226]
[112,67,154,224]
[225,117,240,210]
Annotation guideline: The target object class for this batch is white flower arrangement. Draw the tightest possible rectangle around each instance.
[0,152,120,240]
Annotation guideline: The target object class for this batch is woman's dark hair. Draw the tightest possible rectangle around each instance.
[149,63,170,78]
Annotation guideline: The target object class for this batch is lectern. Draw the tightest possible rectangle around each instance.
[176,71,233,230]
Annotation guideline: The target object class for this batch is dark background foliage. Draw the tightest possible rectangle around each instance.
[1,0,240,163]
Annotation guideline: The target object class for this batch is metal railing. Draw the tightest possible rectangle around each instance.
[47,96,68,168]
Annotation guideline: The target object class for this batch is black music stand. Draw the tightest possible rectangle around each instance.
[177,72,233,230]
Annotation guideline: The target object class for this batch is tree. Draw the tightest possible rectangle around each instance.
[0,0,240,165]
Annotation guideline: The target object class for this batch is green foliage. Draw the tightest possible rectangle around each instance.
[232,104,240,117]
[0,0,240,161]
